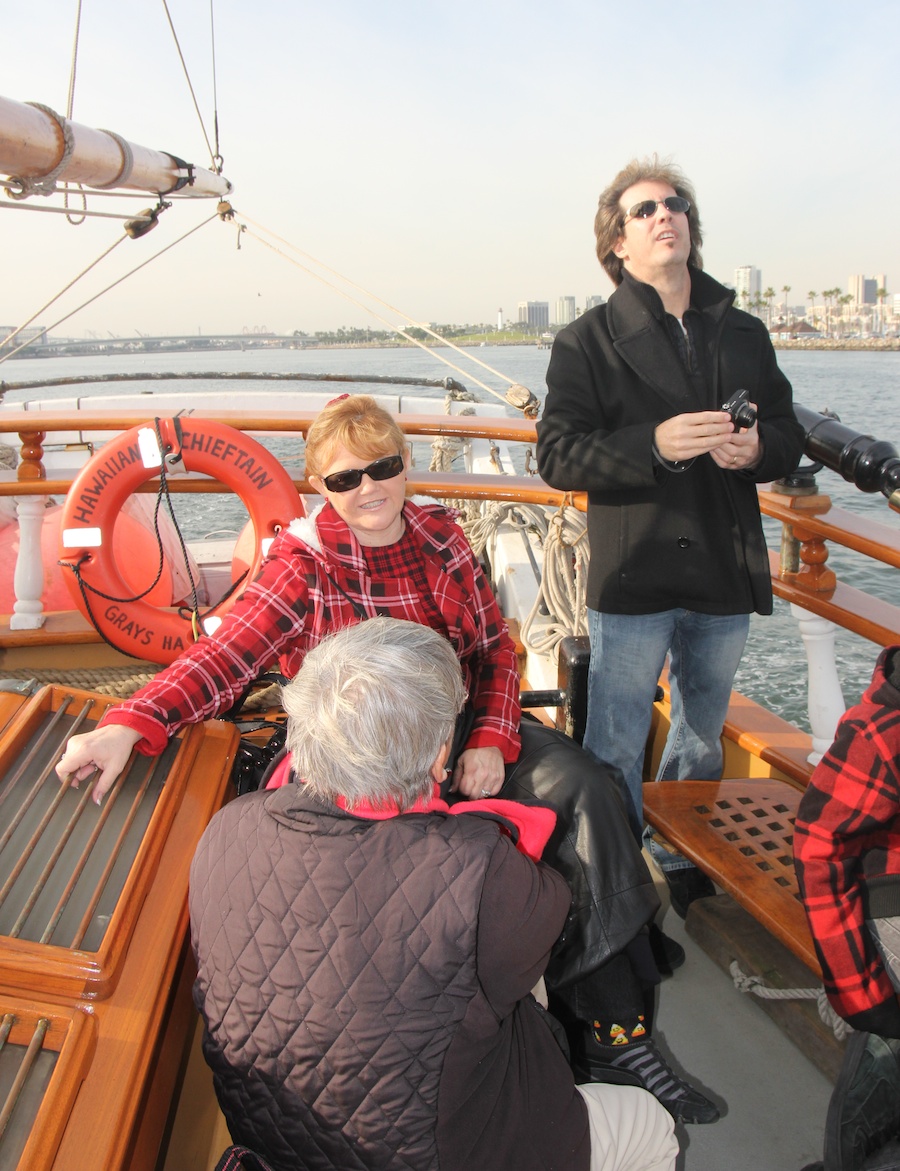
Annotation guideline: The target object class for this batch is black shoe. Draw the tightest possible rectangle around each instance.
[825,1031,900,1170]
[648,923,685,976]
[665,866,716,920]
[573,1035,720,1125]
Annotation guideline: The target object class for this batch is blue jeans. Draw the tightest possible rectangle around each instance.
[584,608,750,864]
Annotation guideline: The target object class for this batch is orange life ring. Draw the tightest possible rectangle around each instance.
[59,417,303,664]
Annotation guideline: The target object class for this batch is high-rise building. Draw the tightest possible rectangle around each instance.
[849,275,887,305]
[734,266,761,308]
[584,295,605,312]
[555,296,576,326]
[517,301,549,329]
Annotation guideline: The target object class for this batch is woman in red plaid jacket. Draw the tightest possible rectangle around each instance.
[57,394,718,1124]
[795,645,900,1037]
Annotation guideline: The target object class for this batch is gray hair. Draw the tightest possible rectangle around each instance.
[283,618,466,811]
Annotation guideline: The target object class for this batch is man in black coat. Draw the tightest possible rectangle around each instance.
[536,156,803,926]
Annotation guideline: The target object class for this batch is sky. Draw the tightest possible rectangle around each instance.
[1,0,898,338]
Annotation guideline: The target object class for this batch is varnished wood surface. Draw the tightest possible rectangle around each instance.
[0,686,237,1171]
[642,779,819,976]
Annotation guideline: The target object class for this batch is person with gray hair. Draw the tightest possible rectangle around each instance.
[190,618,678,1171]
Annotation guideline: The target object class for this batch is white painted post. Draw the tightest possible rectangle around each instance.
[790,603,846,764]
[9,496,47,629]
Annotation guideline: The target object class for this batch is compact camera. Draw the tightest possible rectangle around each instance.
[721,388,757,432]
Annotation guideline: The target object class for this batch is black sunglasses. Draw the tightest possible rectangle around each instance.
[321,453,405,493]
[624,195,691,222]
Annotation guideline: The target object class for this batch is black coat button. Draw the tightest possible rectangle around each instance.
[677,536,690,548]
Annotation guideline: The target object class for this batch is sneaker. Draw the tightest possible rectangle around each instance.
[825,1031,900,1170]
[574,1035,720,1125]
[648,923,686,976]
[665,866,717,920]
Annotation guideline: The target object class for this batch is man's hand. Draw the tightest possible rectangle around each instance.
[709,405,762,471]
[450,746,505,799]
[56,724,143,804]
[654,410,735,463]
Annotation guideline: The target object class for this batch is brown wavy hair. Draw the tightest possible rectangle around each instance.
[594,155,703,286]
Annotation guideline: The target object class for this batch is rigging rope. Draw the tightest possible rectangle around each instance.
[232,215,514,408]
[161,0,219,172]
[0,235,129,360]
[231,211,538,414]
[66,0,83,120]
[0,209,217,364]
[0,200,149,222]
[519,502,589,653]
[209,0,223,170]
[729,960,854,1041]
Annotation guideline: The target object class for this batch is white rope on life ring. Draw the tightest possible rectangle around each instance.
[58,417,302,664]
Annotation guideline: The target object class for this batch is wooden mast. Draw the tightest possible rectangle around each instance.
[0,94,232,198]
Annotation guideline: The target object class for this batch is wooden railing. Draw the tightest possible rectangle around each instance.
[0,407,897,750]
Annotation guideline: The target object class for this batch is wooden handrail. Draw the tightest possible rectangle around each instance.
[0,408,897,651]
[0,409,539,444]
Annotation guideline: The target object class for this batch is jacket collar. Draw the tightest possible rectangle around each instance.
[606,267,735,410]
[283,497,455,575]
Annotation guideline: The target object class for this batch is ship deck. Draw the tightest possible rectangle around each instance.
[656,908,832,1170]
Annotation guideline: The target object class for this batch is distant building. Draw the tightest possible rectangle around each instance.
[734,266,761,308]
[0,326,47,352]
[517,301,549,329]
[497,308,504,330]
[555,296,576,326]
[584,295,605,312]
[849,274,888,305]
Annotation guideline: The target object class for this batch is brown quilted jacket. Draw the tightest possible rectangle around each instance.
[189,784,590,1171]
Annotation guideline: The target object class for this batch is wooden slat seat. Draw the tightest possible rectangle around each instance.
[642,779,819,976]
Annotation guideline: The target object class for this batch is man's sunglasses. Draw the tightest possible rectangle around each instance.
[320,453,405,493]
[623,195,691,222]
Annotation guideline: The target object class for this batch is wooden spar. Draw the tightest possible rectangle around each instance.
[0,94,232,198]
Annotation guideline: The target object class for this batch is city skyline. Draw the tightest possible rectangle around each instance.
[1,1,897,339]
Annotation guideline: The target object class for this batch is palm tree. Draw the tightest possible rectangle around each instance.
[838,293,853,337]
[877,286,888,336]
[764,287,776,328]
[781,285,792,328]
[807,291,817,330]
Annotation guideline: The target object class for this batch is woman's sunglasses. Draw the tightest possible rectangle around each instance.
[320,453,405,494]
[623,195,691,222]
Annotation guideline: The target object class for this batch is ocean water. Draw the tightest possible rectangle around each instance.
[1,343,897,727]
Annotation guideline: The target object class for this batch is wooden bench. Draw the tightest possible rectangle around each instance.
[642,778,818,976]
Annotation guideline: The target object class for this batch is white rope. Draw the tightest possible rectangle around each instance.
[0,200,149,222]
[235,218,513,407]
[4,104,75,200]
[230,211,537,412]
[0,211,216,364]
[729,960,854,1041]
[520,504,589,655]
[161,0,219,171]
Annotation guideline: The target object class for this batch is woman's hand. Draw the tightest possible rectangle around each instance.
[56,724,143,804]
[450,746,505,800]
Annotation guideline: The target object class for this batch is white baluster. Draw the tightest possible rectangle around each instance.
[9,496,47,629]
[790,603,846,764]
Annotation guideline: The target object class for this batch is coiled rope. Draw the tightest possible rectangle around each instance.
[519,503,589,655]
[729,960,854,1041]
